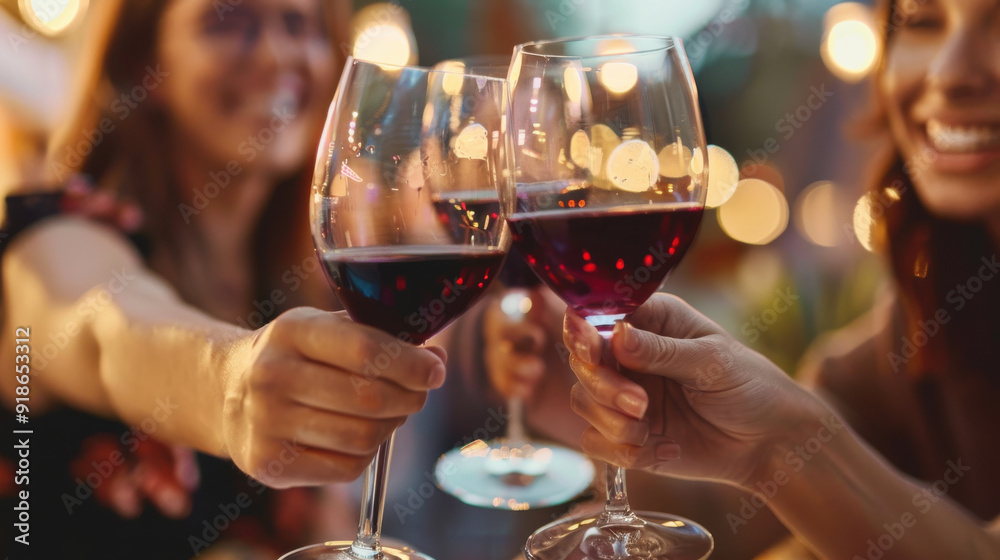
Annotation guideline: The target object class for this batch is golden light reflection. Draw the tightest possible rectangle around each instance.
[822,3,879,82]
[563,66,584,105]
[350,3,417,67]
[19,0,88,37]
[460,440,490,458]
[588,124,621,185]
[438,60,466,96]
[501,293,533,318]
[570,130,591,169]
[718,179,789,245]
[596,38,636,56]
[353,24,412,66]
[794,181,844,247]
[507,499,530,511]
[599,62,639,95]
[658,141,692,177]
[706,145,739,208]
[533,447,554,463]
[607,139,658,192]
[453,123,488,160]
[690,147,705,176]
[852,193,875,252]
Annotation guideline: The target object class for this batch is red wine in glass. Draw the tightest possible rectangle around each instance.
[323,246,506,345]
[508,184,703,321]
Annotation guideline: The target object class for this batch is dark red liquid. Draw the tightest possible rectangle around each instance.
[323,247,506,345]
[509,204,703,318]
[432,195,539,288]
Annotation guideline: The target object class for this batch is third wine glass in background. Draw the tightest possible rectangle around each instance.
[431,56,596,513]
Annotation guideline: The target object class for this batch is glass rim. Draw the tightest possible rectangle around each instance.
[345,55,508,84]
[515,33,683,59]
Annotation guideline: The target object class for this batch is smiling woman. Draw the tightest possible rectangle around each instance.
[0,1,454,559]
[550,1,1000,558]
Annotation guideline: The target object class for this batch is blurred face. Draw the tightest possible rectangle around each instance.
[882,0,1000,221]
[155,0,336,176]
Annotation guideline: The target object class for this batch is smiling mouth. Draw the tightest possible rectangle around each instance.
[926,119,1000,153]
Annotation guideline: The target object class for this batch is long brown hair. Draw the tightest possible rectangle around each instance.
[47,0,348,314]
[870,0,1000,379]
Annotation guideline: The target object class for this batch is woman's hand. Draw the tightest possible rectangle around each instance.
[223,308,447,488]
[482,288,566,400]
[563,294,824,490]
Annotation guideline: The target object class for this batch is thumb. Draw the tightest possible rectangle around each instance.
[612,321,732,390]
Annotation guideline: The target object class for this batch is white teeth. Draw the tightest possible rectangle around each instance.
[927,119,1000,152]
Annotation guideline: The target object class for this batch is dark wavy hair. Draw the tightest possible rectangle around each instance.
[870,0,999,379]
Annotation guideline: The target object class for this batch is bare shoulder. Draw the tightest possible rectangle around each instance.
[797,294,897,390]
[796,293,902,435]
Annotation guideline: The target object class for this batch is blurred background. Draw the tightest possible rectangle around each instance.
[0,1,894,558]
[0,0,888,374]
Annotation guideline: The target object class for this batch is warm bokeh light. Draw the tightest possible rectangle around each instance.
[500,292,532,318]
[563,65,584,105]
[705,145,739,208]
[658,141,692,178]
[353,24,412,66]
[437,60,466,96]
[453,123,488,160]
[570,129,591,169]
[598,62,639,94]
[596,38,636,56]
[718,179,789,245]
[350,3,417,67]
[607,139,658,191]
[20,0,87,36]
[794,181,844,247]
[853,193,876,252]
[588,124,621,183]
[821,3,879,82]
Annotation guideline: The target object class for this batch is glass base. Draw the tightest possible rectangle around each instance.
[434,440,595,510]
[525,511,713,560]
[279,541,434,560]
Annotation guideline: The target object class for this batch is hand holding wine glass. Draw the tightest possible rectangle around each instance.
[562,294,824,488]
[507,34,713,559]
[280,57,509,560]
[223,307,447,488]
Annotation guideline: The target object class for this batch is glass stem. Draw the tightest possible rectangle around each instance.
[506,396,525,445]
[603,465,634,523]
[587,314,637,525]
[351,431,395,559]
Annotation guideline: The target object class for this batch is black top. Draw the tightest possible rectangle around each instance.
[0,192,315,559]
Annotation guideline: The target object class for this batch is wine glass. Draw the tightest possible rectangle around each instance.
[280,57,510,560]
[430,56,596,512]
[506,35,714,559]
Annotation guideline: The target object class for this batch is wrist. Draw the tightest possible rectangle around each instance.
[211,326,257,459]
[744,391,843,493]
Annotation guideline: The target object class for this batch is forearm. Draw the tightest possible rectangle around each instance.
[1,218,253,458]
[91,278,251,458]
[761,406,996,559]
